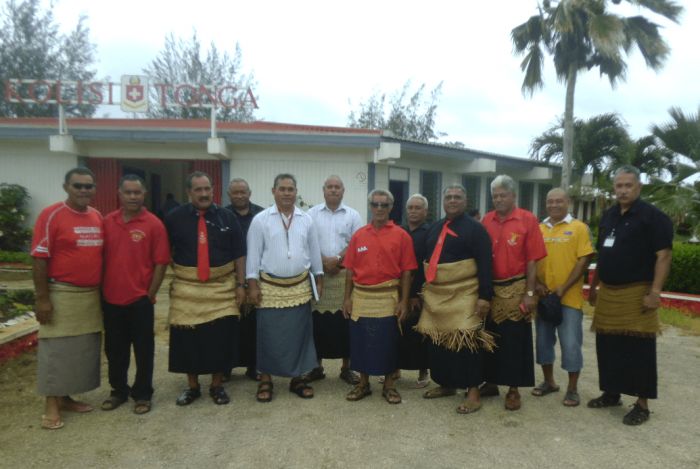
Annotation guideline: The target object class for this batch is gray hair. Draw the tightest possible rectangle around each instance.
[368,189,394,205]
[442,184,467,197]
[323,175,345,188]
[546,187,569,200]
[613,165,641,182]
[228,178,251,191]
[490,174,516,194]
[406,193,428,209]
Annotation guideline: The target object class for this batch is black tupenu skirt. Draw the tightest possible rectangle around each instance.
[398,313,429,370]
[349,316,399,376]
[169,315,240,375]
[312,309,350,359]
[596,333,657,399]
[238,307,257,369]
[482,317,535,388]
[428,343,483,389]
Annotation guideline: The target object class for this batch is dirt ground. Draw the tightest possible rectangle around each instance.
[2,282,700,469]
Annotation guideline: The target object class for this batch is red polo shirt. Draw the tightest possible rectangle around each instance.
[31,202,104,287]
[482,207,547,280]
[102,208,171,306]
[343,221,417,285]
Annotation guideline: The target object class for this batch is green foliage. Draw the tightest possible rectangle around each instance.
[0,251,32,264]
[143,31,257,122]
[0,288,35,320]
[348,81,445,142]
[0,0,97,117]
[0,184,31,251]
[666,243,700,295]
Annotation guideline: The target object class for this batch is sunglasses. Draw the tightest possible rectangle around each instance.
[370,202,391,209]
[71,183,95,190]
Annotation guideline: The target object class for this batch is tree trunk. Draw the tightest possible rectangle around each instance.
[562,64,577,190]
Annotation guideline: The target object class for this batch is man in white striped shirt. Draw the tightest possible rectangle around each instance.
[307,175,363,385]
[246,174,324,401]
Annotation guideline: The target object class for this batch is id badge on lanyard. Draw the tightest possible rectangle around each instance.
[603,229,615,248]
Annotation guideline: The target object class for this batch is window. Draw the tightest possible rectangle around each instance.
[486,176,496,211]
[420,171,441,223]
[462,175,481,212]
[538,183,553,219]
[519,181,534,212]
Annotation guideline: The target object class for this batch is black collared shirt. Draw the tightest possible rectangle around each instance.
[165,203,245,267]
[403,223,429,298]
[596,198,673,285]
[225,202,264,238]
[425,213,493,300]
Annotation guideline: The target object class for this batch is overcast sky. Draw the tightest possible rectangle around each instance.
[44,0,700,159]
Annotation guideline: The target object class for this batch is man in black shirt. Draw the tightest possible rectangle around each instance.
[165,171,247,406]
[417,184,494,414]
[588,165,673,425]
[225,178,264,381]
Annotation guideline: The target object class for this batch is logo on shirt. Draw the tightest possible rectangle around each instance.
[130,229,146,243]
[507,232,520,246]
[199,231,207,245]
[357,246,368,253]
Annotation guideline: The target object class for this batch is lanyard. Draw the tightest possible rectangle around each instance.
[279,211,294,259]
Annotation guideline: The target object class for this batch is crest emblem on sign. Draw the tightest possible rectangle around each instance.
[120,75,149,113]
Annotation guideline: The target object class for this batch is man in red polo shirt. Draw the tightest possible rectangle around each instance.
[481,174,547,411]
[32,167,104,430]
[100,175,170,414]
[342,189,417,404]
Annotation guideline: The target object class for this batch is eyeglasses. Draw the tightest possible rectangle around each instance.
[71,183,95,190]
[370,202,391,209]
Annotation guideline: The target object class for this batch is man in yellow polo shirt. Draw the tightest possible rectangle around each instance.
[533,188,594,406]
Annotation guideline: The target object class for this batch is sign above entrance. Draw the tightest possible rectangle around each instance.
[4,75,259,112]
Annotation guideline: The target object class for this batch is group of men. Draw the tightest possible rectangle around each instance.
[31,164,671,429]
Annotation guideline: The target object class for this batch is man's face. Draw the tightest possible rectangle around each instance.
[63,173,96,210]
[492,186,516,215]
[546,191,568,221]
[614,173,641,206]
[370,195,392,224]
[228,181,251,210]
[443,189,467,219]
[119,180,146,213]
[272,178,297,210]
[323,178,344,207]
[188,176,213,210]
[406,197,428,225]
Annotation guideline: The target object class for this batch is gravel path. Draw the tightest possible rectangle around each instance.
[1,285,699,468]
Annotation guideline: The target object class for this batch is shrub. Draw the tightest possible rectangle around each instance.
[0,184,32,251]
[666,243,700,295]
[0,250,32,265]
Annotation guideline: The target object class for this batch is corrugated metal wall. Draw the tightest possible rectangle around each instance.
[87,157,121,215]
[190,160,222,205]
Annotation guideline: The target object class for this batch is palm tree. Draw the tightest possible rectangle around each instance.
[512,0,682,190]
[652,106,700,182]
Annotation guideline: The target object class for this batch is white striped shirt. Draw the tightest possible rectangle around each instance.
[307,202,363,257]
[246,204,323,279]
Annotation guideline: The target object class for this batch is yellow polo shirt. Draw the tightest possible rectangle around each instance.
[537,215,594,309]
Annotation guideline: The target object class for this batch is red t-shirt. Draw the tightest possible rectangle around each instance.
[343,221,417,285]
[482,207,547,280]
[102,208,171,306]
[31,202,104,287]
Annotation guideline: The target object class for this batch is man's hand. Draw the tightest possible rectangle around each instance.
[643,291,661,310]
[554,285,566,298]
[475,299,490,320]
[535,282,549,297]
[588,288,597,306]
[316,276,324,299]
[522,294,537,319]
[321,256,341,276]
[247,283,262,306]
[235,286,246,308]
[342,298,352,319]
[395,301,409,322]
[409,297,422,317]
[35,297,53,324]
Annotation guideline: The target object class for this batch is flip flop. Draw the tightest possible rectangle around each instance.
[423,387,457,399]
[531,382,560,397]
[61,396,94,413]
[41,415,64,430]
[563,390,580,407]
[456,400,482,414]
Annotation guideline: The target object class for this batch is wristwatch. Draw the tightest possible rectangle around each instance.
[526,290,534,297]
[236,282,248,289]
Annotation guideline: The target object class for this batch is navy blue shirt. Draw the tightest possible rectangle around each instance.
[225,202,264,238]
[165,203,245,267]
[596,198,673,285]
[403,223,429,298]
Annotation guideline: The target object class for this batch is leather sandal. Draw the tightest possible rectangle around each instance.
[346,383,372,401]
[623,403,650,426]
[209,386,230,405]
[101,395,127,411]
[531,381,560,397]
[587,393,622,408]
[176,387,201,406]
[382,387,402,404]
[505,390,521,411]
[133,400,152,414]
[456,400,482,414]
[423,387,456,399]
[256,381,273,403]
[289,378,314,399]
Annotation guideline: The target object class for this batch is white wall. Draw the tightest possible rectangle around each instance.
[0,141,78,225]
